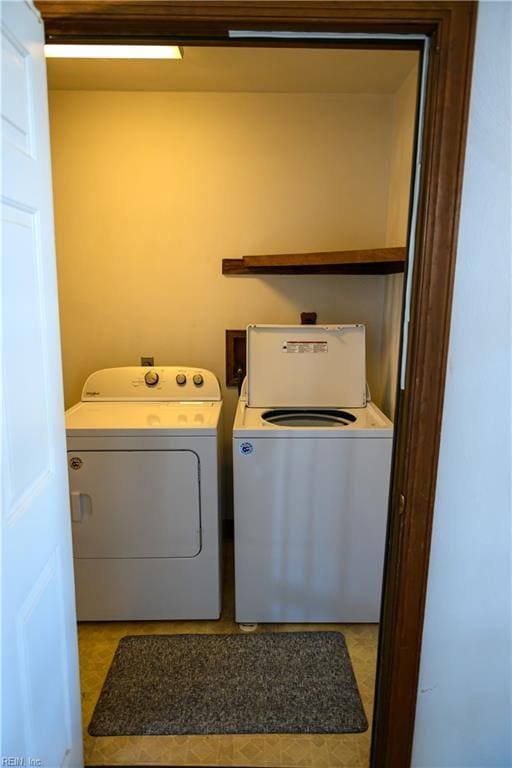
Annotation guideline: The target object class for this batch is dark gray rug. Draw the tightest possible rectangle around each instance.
[88,632,368,736]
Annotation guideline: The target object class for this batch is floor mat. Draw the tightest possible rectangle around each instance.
[88,631,368,736]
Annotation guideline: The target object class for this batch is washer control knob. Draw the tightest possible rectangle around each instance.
[176,373,187,386]
[144,370,159,387]
[193,373,204,387]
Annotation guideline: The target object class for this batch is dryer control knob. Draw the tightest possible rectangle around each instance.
[193,373,204,387]
[176,373,187,386]
[144,370,159,387]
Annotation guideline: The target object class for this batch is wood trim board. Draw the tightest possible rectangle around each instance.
[242,248,406,268]
[222,248,407,275]
[35,3,478,766]
[222,259,406,275]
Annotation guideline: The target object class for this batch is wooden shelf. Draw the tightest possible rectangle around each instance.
[222,247,406,275]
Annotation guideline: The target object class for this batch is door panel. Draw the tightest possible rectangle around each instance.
[16,552,73,763]
[1,3,83,765]
[69,450,201,558]
[1,19,33,155]
[3,203,51,514]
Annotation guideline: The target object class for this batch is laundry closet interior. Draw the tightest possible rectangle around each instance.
[47,43,420,767]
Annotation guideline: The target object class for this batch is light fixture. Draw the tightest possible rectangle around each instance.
[44,44,182,60]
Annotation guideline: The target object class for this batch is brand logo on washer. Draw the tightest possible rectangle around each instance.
[69,457,82,470]
[240,442,254,456]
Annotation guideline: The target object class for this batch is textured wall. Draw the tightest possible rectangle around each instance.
[49,89,403,513]
[412,3,512,765]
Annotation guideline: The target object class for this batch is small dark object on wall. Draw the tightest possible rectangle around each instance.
[225,329,246,391]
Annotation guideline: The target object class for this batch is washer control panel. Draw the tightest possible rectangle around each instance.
[81,367,221,402]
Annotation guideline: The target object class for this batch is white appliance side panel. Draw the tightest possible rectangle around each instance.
[73,557,220,621]
[234,436,392,622]
[247,325,366,408]
[69,450,201,558]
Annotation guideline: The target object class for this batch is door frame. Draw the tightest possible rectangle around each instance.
[35,2,478,765]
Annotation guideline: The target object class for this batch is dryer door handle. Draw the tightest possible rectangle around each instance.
[70,491,85,523]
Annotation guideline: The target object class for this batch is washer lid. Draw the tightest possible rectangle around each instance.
[247,324,366,408]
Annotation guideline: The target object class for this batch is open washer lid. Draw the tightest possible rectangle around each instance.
[247,324,366,408]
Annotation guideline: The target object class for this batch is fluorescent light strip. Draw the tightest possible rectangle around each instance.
[229,30,428,40]
[44,44,182,60]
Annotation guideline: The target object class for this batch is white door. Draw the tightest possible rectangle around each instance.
[1,2,83,765]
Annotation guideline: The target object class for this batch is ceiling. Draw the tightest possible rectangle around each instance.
[47,46,418,94]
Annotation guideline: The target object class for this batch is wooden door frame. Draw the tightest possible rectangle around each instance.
[36,2,478,765]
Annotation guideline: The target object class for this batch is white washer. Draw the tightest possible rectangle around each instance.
[66,366,222,621]
[233,325,393,624]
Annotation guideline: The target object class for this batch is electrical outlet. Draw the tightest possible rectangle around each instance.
[141,356,154,367]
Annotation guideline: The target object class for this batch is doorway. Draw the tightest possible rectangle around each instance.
[47,42,419,767]
[35,3,478,766]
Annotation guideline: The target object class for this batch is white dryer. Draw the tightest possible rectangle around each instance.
[66,366,222,621]
[233,325,393,624]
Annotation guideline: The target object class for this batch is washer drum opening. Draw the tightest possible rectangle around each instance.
[261,409,357,428]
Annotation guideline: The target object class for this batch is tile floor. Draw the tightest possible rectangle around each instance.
[79,545,378,767]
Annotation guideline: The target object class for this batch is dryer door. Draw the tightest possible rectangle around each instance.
[68,450,201,558]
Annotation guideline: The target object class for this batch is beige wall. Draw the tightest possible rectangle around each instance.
[49,88,410,514]
[382,67,419,418]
